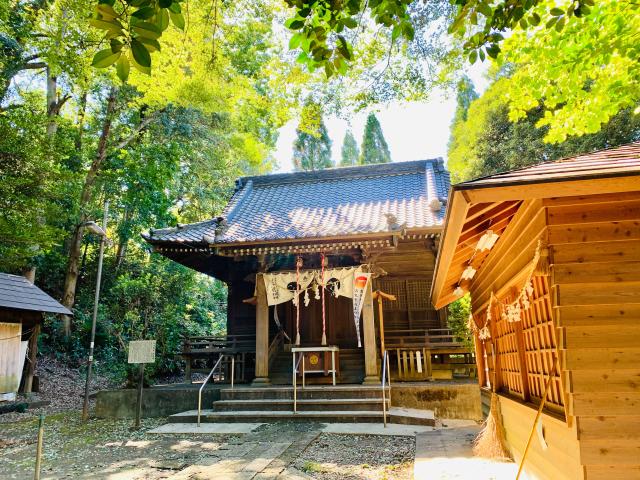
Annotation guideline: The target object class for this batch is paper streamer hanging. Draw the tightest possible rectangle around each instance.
[351,272,371,348]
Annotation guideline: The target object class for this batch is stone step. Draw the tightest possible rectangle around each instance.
[168,406,434,426]
[211,398,390,412]
[220,385,388,401]
[268,373,365,385]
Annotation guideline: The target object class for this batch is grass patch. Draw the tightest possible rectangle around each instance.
[301,460,327,473]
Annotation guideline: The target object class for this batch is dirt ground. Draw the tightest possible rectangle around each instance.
[0,413,414,480]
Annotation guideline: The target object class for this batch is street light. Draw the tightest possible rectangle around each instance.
[82,201,109,422]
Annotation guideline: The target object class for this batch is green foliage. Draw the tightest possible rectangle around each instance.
[452,75,478,123]
[292,98,333,171]
[498,1,640,143]
[89,0,185,81]
[340,130,359,167]
[448,295,472,349]
[0,98,75,272]
[360,113,391,165]
[280,0,593,75]
[1,0,292,381]
[448,77,640,183]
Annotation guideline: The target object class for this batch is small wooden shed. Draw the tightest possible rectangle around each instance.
[0,273,71,396]
[431,143,640,479]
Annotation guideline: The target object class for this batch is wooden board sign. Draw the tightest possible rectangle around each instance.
[128,340,156,364]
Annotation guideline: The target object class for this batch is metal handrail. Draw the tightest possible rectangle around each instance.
[197,354,235,427]
[293,352,304,413]
[381,350,391,427]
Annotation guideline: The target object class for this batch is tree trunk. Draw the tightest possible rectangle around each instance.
[75,91,88,152]
[46,67,58,136]
[115,208,132,271]
[115,238,129,271]
[61,88,118,335]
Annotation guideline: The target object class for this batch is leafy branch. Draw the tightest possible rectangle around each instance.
[89,0,186,82]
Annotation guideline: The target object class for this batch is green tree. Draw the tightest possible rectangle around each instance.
[360,113,391,165]
[499,1,640,143]
[448,295,472,349]
[340,130,359,166]
[448,77,640,183]
[452,76,478,124]
[292,99,333,171]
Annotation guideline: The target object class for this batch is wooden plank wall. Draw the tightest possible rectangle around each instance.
[548,191,640,480]
[0,322,22,392]
[471,199,583,479]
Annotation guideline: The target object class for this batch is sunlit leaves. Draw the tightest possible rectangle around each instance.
[499,1,640,142]
[92,48,121,68]
[116,55,130,82]
[89,0,186,81]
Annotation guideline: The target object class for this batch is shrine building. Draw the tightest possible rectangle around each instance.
[143,159,471,387]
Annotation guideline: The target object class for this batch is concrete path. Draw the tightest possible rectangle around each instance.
[414,425,519,480]
[148,423,264,434]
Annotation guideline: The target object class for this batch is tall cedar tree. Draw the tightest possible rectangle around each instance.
[340,130,359,166]
[360,113,391,164]
[292,101,333,171]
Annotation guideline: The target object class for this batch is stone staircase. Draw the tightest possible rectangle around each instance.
[268,348,366,385]
[169,385,435,425]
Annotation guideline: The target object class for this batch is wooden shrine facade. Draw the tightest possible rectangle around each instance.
[431,143,640,480]
[145,160,466,384]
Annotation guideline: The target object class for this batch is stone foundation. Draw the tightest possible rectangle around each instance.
[95,385,222,419]
[390,382,482,421]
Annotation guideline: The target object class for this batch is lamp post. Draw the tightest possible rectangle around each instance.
[81,201,109,421]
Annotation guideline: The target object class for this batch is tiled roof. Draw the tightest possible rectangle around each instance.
[0,273,72,315]
[458,141,640,189]
[146,159,450,246]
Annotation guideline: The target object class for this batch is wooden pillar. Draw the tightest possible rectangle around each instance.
[252,273,270,384]
[23,321,41,393]
[362,281,379,384]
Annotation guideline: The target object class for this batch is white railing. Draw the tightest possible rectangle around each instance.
[197,354,234,427]
[292,352,305,413]
[381,350,391,427]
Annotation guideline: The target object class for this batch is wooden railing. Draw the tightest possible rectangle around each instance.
[268,330,284,370]
[383,328,467,350]
[181,334,255,383]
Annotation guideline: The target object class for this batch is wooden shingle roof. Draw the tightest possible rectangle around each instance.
[145,159,450,247]
[0,273,72,315]
[457,141,640,191]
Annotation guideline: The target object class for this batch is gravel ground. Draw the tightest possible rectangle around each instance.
[295,433,415,480]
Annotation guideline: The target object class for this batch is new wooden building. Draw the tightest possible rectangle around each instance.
[431,143,640,479]
[145,160,468,384]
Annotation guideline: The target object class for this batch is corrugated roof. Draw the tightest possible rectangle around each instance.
[0,273,72,315]
[146,159,450,246]
[458,141,640,189]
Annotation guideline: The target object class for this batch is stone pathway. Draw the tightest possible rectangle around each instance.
[414,425,519,480]
[166,423,321,480]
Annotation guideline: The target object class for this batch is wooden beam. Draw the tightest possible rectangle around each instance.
[362,280,379,384]
[252,273,270,384]
[431,191,470,309]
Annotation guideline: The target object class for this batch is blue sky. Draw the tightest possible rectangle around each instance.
[274,63,489,173]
